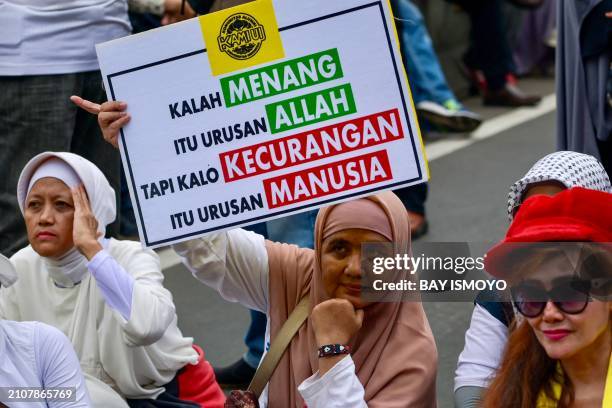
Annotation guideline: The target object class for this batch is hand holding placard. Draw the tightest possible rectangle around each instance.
[70,96,129,149]
[95,0,429,247]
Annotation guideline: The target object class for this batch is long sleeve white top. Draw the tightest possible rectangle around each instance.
[454,304,508,391]
[0,320,91,407]
[174,229,367,407]
[86,249,135,322]
[0,239,197,400]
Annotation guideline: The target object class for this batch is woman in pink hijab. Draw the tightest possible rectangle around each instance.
[175,191,438,407]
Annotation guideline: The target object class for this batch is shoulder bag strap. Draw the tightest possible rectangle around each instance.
[248,296,310,397]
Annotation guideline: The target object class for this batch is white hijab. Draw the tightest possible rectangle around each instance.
[17,152,117,287]
[9,153,195,400]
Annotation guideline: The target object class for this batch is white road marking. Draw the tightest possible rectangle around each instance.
[157,94,556,269]
[426,94,556,161]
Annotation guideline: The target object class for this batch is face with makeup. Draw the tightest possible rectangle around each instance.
[320,228,389,309]
[516,252,611,361]
[24,177,75,258]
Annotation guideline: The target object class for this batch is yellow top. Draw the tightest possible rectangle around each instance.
[536,354,612,407]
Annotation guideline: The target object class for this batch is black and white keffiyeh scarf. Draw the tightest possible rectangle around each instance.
[507,151,612,220]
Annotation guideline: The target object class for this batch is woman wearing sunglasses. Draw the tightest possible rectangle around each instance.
[481,187,612,408]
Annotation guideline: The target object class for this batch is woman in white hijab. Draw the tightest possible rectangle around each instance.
[0,152,225,408]
[1,253,92,407]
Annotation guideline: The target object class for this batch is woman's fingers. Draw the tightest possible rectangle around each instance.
[71,99,129,150]
[99,111,128,127]
[71,188,82,213]
[104,116,131,149]
[106,136,120,149]
[72,186,98,231]
[73,185,84,209]
[71,186,102,259]
[77,185,93,212]
[72,185,86,213]
[70,96,127,116]
[74,186,91,213]
[311,298,363,345]
[99,110,130,149]
[108,115,131,130]
[70,97,129,150]
[100,100,127,113]
[70,95,102,114]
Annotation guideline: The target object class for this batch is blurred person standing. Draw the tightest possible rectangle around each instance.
[392,0,482,133]
[512,0,557,76]
[557,0,612,176]
[390,0,483,241]
[448,0,543,107]
[0,0,132,257]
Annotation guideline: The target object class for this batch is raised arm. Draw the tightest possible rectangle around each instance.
[173,228,269,313]
[298,299,367,408]
[71,185,176,345]
[105,241,178,346]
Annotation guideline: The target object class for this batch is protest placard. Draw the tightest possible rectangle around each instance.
[96,0,429,247]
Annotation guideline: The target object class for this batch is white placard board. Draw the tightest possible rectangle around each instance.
[96,0,428,247]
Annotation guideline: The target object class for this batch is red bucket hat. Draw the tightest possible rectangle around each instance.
[485,187,612,278]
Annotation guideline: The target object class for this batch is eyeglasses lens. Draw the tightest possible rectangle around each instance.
[512,281,589,317]
[513,285,546,317]
[551,281,589,314]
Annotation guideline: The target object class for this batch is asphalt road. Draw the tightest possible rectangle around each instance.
[161,77,557,407]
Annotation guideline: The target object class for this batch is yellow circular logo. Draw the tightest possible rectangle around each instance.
[217,13,266,60]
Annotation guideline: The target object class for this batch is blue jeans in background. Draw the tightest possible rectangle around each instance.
[391,0,455,105]
[265,210,318,248]
[243,309,268,369]
[241,211,318,368]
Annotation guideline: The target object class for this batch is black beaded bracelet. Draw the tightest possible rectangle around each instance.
[318,344,351,358]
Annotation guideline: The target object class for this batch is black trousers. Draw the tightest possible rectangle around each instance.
[394,183,428,215]
[447,0,515,90]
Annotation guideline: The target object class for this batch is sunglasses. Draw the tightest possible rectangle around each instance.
[511,279,591,318]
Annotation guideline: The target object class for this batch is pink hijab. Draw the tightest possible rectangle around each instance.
[266,191,438,407]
